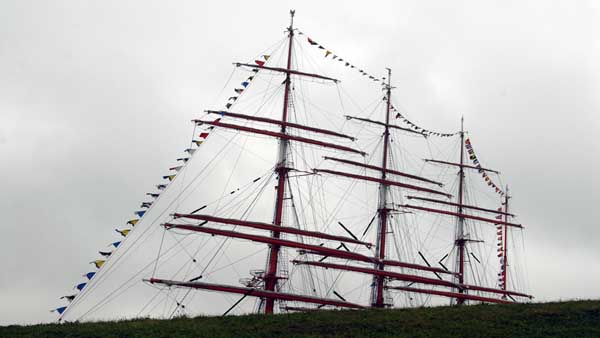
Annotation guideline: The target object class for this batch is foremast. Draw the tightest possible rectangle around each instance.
[262,9,295,315]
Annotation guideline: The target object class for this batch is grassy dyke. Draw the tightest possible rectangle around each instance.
[1,300,599,338]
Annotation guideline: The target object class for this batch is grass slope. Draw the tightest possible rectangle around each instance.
[1,300,599,338]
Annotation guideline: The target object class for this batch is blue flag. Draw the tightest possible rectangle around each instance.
[53,306,67,314]
[76,282,86,291]
[84,272,96,280]
[134,210,146,217]
[111,241,121,248]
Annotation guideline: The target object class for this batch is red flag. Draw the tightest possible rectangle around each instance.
[255,60,265,66]
[199,132,209,138]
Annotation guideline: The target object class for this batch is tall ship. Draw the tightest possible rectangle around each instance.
[53,11,532,321]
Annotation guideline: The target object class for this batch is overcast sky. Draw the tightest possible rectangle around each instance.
[1,0,599,325]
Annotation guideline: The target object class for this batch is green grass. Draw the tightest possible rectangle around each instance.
[2,300,599,338]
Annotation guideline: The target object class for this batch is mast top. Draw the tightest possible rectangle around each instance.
[384,68,395,90]
[288,10,295,32]
[386,68,392,89]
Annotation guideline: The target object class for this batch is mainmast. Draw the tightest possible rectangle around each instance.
[371,68,393,308]
[455,117,466,305]
[263,9,295,314]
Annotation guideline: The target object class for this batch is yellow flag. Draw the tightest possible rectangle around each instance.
[325,50,332,57]
[127,219,139,226]
[116,228,131,237]
[262,54,270,60]
[91,260,105,269]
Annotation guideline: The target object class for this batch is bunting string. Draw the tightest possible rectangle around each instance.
[298,31,461,138]
[391,105,459,138]
[495,207,506,289]
[55,106,218,319]
[224,54,269,110]
[55,43,275,319]
[298,31,387,86]
[464,138,505,196]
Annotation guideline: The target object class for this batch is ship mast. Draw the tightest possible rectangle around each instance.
[455,117,466,304]
[263,9,295,314]
[372,68,392,308]
[502,186,510,292]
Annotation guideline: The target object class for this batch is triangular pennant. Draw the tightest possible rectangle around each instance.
[115,228,130,237]
[84,272,96,280]
[60,295,76,302]
[91,260,105,269]
[127,218,139,225]
[52,306,68,314]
